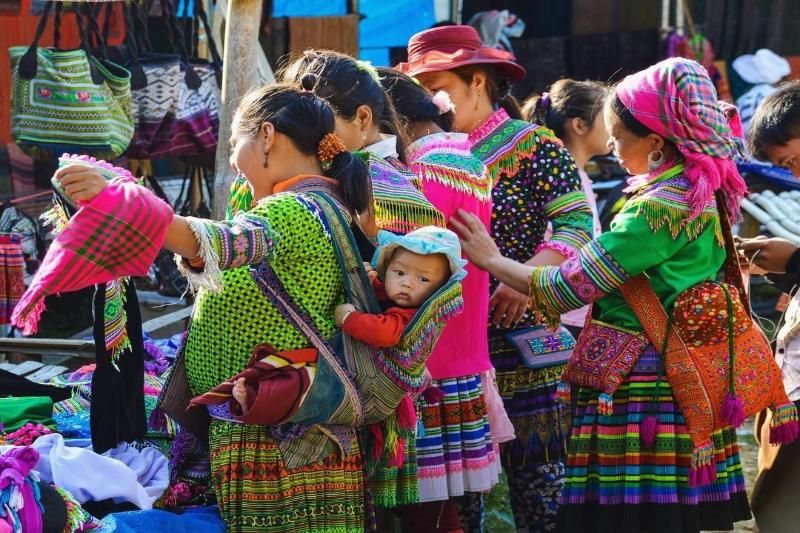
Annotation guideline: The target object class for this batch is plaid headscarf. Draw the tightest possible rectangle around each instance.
[616,57,747,218]
[11,155,173,345]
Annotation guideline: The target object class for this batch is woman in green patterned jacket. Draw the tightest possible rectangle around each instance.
[57,80,373,532]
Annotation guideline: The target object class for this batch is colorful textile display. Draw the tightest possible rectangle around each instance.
[0,236,24,326]
[558,347,750,533]
[11,155,173,352]
[365,151,446,235]
[0,446,44,533]
[0,433,169,510]
[416,375,501,502]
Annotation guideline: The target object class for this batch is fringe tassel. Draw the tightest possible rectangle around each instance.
[721,393,747,428]
[640,415,658,448]
[688,441,717,487]
[554,381,571,404]
[633,194,723,246]
[148,406,168,433]
[770,402,800,445]
[395,395,416,431]
[598,393,614,416]
[10,297,46,336]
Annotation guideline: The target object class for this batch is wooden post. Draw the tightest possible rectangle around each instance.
[212,0,265,219]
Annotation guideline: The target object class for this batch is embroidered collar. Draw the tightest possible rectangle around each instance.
[365,135,399,159]
[628,164,686,196]
[272,174,338,194]
[407,132,472,163]
[468,108,510,145]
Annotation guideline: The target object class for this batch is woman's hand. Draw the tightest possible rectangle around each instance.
[53,164,109,204]
[449,209,502,271]
[334,303,356,327]
[489,283,529,328]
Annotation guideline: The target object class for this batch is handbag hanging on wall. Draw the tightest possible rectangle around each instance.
[125,0,222,159]
[9,2,135,161]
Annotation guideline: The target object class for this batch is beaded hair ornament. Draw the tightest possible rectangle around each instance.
[318,132,347,170]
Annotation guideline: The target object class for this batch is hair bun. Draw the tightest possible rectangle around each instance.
[300,73,319,92]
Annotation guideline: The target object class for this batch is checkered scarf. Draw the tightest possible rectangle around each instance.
[11,156,173,342]
[616,57,747,218]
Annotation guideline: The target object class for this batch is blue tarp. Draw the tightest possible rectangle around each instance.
[274,0,347,17]
[359,0,435,65]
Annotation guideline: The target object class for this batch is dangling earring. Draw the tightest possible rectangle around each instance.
[361,133,368,150]
[647,149,664,172]
[263,149,270,168]
[474,91,481,112]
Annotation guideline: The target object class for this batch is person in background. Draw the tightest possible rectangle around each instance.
[399,25,593,532]
[739,80,800,533]
[379,67,506,532]
[452,57,752,533]
[732,48,791,136]
[523,79,609,334]
[280,51,445,244]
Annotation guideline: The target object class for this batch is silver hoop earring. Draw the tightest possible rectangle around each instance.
[647,149,665,172]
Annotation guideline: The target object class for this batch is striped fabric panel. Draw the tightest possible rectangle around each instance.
[529,240,628,326]
[545,191,594,254]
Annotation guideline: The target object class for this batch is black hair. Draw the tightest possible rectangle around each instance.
[522,79,607,139]
[748,80,800,161]
[606,92,652,138]
[236,80,371,213]
[279,50,408,162]
[376,67,454,134]
[451,64,523,119]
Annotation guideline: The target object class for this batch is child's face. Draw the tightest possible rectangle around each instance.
[764,138,800,177]
[383,249,450,308]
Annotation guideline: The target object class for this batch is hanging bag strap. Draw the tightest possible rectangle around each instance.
[18,1,53,80]
[160,0,202,89]
[193,0,223,85]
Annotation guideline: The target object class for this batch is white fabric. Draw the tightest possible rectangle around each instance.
[365,134,399,159]
[776,289,800,401]
[0,434,169,509]
[732,49,790,85]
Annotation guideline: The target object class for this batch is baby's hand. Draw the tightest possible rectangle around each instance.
[364,262,378,282]
[232,377,247,407]
[334,303,356,327]
[53,164,109,204]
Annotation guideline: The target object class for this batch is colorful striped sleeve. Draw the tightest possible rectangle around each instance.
[528,196,696,326]
[535,140,594,257]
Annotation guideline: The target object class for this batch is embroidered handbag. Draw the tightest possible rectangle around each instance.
[126,0,222,159]
[9,2,134,161]
[505,325,576,369]
[620,192,798,487]
[557,319,649,411]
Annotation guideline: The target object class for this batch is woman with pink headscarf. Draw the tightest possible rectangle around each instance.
[451,58,756,532]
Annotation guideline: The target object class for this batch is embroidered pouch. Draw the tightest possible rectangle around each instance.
[505,325,576,369]
[559,320,648,403]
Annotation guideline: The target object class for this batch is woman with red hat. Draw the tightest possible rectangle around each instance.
[399,25,594,531]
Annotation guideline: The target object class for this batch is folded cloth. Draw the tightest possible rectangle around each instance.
[0,396,54,433]
[189,344,317,425]
[11,154,174,337]
[95,505,225,533]
[0,433,169,509]
[0,446,43,533]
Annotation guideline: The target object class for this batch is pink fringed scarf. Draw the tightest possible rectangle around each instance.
[11,155,173,343]
[616,57,747,219]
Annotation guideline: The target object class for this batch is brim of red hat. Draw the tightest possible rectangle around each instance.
[396,49,526,83]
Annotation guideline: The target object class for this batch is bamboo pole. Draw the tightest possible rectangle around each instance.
[212,0,264,219]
